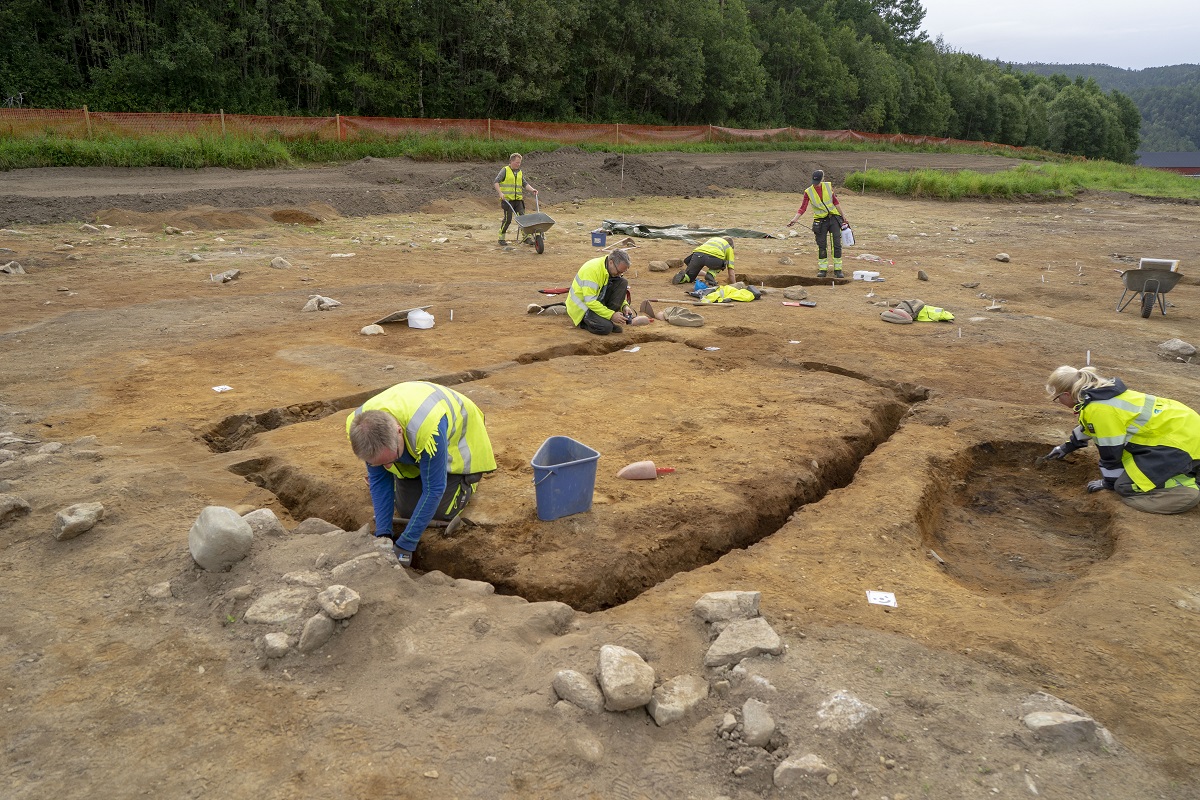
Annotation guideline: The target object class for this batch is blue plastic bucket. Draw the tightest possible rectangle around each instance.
[590,230,607,247]
[531,436,601,521]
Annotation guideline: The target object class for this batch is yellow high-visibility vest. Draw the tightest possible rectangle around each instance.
[499,166,524,201]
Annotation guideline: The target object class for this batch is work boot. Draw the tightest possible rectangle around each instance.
[833,269,845,279]
[817,269,827,277]
[671,269,689,285]
[497,239,509,246]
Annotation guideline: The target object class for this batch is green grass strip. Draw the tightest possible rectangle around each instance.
[846,163,1200,201]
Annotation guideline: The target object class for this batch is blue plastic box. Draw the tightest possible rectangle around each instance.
[590,230,607,247]
[531,436,601,521]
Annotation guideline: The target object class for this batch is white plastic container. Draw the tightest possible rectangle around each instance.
[841,226,855,247]
[407,309,435,329]
[853,270,880,281]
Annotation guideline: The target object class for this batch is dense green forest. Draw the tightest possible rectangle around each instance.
[0,0,1142,162]
[1019,63,1200,151]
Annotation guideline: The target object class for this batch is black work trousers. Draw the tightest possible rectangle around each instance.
[813,214,843,260]
[579,276,629,336]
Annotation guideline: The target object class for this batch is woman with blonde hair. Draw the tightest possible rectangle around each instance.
[1042,365,1200,513]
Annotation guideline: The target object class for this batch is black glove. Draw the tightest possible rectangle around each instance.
[1086,479,1107,493]
[1043,444,1069,461]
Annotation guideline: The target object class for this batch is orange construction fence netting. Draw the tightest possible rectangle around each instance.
[0,107,1027,155]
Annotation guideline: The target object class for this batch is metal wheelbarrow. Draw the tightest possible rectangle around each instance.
[1116,268,1184,318]
[504,196,554,254]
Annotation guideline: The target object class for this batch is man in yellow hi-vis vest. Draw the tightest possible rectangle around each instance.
[347,382,497,566]
[1042,365,1200,514]
[787,169,849,278]
[566,249,634,335]
[493,152,538,246]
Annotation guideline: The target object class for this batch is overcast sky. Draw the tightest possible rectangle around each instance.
[919,1,1200,70]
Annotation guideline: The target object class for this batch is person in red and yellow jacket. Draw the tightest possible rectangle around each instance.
[347,382,497,566]
[1042,365,1200,514]
[787,169,848,278]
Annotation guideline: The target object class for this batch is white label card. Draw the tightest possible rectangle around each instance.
[866,591,897,607]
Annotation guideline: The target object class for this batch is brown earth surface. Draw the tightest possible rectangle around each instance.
[1,150,1199,800]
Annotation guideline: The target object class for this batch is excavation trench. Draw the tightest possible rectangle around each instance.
[918,440,1116,608]
[222,353,929,611]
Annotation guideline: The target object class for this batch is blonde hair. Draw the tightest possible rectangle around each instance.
[1045,366,1114,402]
[348,409,400,461]
[509,152,522,162]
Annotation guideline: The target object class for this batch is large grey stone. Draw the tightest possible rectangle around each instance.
[1157,338,1196,359]
[292,517,341,535]
[317,585,360,619]
[298,613,335,652]
[741,698,775,747]
[262,633,290,658]
[648,674,709,726]
[816,690,880,732]
[1022,711,1097,748]
[242,508,288,537]
[552,669,605,714]
[0,493,31,526]
[774,754,832,788]
[188,506,253,571]
[694,591,761,623]
[703,617,783,666]
[596,645,655,712]
[331,552,387,580]
[53,502,105,541]
[243,588,314,624]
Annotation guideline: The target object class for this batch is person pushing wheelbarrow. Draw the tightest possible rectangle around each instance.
[494,153,538,246]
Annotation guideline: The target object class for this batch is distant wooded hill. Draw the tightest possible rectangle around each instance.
[1016,63,1200,151]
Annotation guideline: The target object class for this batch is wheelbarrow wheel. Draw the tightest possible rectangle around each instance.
[534,233,544,254]
[1140,291,1156,318]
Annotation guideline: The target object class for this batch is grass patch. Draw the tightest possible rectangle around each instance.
[846,162,1200,201]
[0,132,293,170]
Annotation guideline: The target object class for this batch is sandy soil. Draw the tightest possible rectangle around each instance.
[2,150,1199,800]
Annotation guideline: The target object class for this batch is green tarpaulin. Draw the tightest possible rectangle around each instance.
[601,220,777,243]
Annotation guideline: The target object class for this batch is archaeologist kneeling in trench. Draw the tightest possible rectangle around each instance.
[567,248,637,335]
[346,382,498,566]
[1042,365,1200,514]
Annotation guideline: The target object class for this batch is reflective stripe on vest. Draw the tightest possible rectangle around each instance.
[1087,394,1157,446]
[567,256,610,326]
[804,182,838,218]
[500,167,523,201]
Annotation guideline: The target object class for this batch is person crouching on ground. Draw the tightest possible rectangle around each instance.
[1042,365,1200,514]
[672,236,736,285]
[787,169,848,278]
[567,248,635,335]
[346,382,498,566]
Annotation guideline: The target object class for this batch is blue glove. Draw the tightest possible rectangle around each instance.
[1086,479,1107,493]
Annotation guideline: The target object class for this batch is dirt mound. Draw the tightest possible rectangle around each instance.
[95,203,340,230]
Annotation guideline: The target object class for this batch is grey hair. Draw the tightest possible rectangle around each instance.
[509,152,522,161]
[722,236,734,246]
[1045,366,1114,402]
[348,409,400,461]
[608,249,631,268]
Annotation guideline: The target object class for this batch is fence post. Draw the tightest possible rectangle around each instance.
[220,109,226,138]
[336,114,343,142]
[83,105,92,138]
[615,123,619,146]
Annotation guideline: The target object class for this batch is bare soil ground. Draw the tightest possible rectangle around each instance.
[2,150,1199,800]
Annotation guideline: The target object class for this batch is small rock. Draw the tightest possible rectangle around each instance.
[782,288,809,301]
[596,644,655,711]
[887,234,899,241]
[774,754,832,788]
[704,617,783,667]
[53,244,75,251]
[741,698,775,746]
[293,517,342,535]
[164,226,183,235]
[188,506,253,570]
[187,254,203,262]
[283,571,325,587]
[553,669,606,714]
[244,588,314,624]
[719,713,738,734]
[694,591,761,623]
[297,613,336,653]
[302,295,341,312]
[917,270,929,281]
[38,442,64,454]
[1022,711,1097,749]
[0,261,26,275]
[53,502,106,541]
[778,256,793,265]
[994,253,1010,262]
[816,690,880,732]
[648,674,709,726]
[961,282,980,288]
[317,585,361,619]
[360,324,386,336]
[212,269,240,283]
[242,508,288,537]
[80,224,100,232]
[262,632,290,658]
[270,256,292,269]
[647,260,670,272]
[1157,338,1196,359]
[0,493,32,526]
[146,582,174,599]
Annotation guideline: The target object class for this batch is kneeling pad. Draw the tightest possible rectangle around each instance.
[880,308,914,324]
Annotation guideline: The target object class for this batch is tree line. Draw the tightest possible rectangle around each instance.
[0,0,1141,162]
[1019,62,1200,151]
